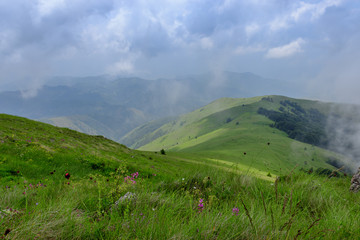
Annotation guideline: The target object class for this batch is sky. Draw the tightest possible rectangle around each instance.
[0,0,360,103]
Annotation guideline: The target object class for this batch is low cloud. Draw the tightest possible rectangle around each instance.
[106,60,135,75]
[265,38,305,59]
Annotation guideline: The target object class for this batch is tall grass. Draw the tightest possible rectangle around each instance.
[2,161,360,239]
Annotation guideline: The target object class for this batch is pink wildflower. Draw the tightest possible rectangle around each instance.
[232,207,239,216]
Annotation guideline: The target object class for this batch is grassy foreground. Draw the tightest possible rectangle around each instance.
[1,114,360,239]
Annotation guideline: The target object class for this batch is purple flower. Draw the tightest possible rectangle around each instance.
[198,199,204,212]
[131,172,139,178]
[232,207,239,216]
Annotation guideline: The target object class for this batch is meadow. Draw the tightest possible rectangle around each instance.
[1,114,360,239]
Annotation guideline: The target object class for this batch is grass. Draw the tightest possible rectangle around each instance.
[138,95,348,177]
[1,113,360,239]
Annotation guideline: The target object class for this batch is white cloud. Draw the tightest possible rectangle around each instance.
[269,17,290,32]
[292,0,343,21]
[265,38,305,59]
[200,37,214,50]
[37,0,65,17]
[269,0,344,32]
[245,23,260,38]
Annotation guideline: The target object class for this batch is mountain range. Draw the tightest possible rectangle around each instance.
[0,72,303,142]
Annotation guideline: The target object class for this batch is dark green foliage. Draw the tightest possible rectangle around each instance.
[257,105,328,147]
[261,97,274,102]
[315,167,335,176]
[326,156,342,169]
[160,149,166,155]
[300,167,342,177]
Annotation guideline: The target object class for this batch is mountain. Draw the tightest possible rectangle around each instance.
[123,95,360,174]
[0,72,303,142]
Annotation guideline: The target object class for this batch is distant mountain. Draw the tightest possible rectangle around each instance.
[0,72,305,142]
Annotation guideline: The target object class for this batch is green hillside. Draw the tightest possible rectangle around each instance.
[122,97,263,148]
[133,96,353,176]
[1,113,360,239]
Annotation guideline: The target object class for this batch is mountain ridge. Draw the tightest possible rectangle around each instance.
[0,72,303,142]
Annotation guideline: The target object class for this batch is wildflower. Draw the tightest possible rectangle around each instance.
[67,182,70,185]
[50,172,54,175]
[131,172,139,178]
[232,207,239,216]
[153,174,156,176]
[36,203,39,206]
[182,178,185,181]
[198,199,204,212]
[65,173,70,179]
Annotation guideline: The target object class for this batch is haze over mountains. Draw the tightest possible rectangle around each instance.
[0,71,303,142]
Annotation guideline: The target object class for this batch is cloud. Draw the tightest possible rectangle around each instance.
[265,38,305,59]
[292,0,343,21]
[106,59,135,75]
[0,0,357,104]
[245,23,260,38]
[37,0,66,18]
[269,0,344,32]
[234,45,264,55]
[200,37,214,50]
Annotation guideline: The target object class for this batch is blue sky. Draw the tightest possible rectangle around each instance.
[0,0,359,103]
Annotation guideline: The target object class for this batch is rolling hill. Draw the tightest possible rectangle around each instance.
[123,95,359,175]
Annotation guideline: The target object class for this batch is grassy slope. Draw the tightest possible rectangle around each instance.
[139,96,345,176]
[123,97,262,149]
[1,114,360,239]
